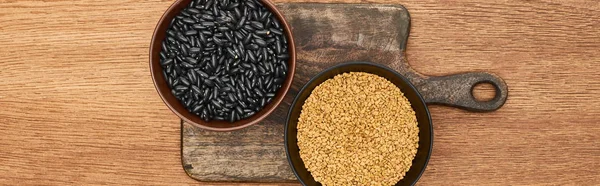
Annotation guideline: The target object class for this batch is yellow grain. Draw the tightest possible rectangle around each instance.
[297,72,419,186]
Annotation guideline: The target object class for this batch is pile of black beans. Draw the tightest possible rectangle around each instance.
[160,0,289,122]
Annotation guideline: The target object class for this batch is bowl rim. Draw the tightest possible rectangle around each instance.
[149,0,296,131]
[284,61,433,186]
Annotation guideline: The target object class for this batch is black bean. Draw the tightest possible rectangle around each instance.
[228,111,236,122]
[174,85,188,91]
[210,55,218,69]
[267,59,275,71]
[210,99,223,109]
[273,65,281,77]
[201,21,215,27]
[241,33,253,44]
[188,8,201,14]
[191,85,202,94]
[254,88,264,97]
[200,108,209,121]
[215,16,231,24]
[275,41,282,54]
[245,75,254,87]
[204,79,215,87]
[161,58,173,66]
[213,32,224,38]
[185,97,194,108]
[277,53,289,59]
[227,93,236,102]
[216,97,225,105]
[255,29,270,36]
[251,33,264,40]
[271,17,281,29]
[226,47,238,59]
[232,6,242,18]
[281,60,288,69]
[189,38,197,48]
[201,30,213,36]
[244,111,256,118]
[211,2,219,15]
[195,69,209,78]
[235,106,244,115]
[224,31,234,42]
[246,43,259,51]
[224,102,235,108]
[235,15,246,30]
[227,2,240,10]
[221,86,233,92]
[273,78,284,84]
[182,18,196,24]
[171,89,179,96]
[282,35,288,44]
[185,30,198,36]
[246,1,256,9]
[210,86,218,98]
[187,70,197,83]
[247,70,255,79]
[185,57,197,64]
[269,27,283,35]
[165,65,173,74]
[215,27,228,32]
[260,98,267,107]
[202,89,210,100]
[162,42,170,52]
[259,12,270,22]
[192,104,204,113]
[230,67,240,74]
[235,97,247,107]
[265,78,273,89]
[192,24,206,30]
[189,47,201,54]
[262,48,269,60]
[201,14,215,21]
[233,31,245,40]
[244,86,253,98]
[241,63,252,69]
[243,24,255,32]
[181,10,192,18]
[181,61,194,68]
[175,34,189,42]
[167,30,179,37]
[247,52,257,63]
[251,11,259,21]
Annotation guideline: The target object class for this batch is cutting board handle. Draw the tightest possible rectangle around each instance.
[413,72,508,112]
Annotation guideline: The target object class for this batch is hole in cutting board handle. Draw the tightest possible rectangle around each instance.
[415,72,508,112]
[472,81,498,102]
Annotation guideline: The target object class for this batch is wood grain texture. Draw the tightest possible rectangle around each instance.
[0,0,598,185]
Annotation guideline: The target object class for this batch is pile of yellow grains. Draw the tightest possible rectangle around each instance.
[297,72,419,186]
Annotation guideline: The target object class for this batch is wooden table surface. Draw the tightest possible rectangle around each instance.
[1,0,598,185]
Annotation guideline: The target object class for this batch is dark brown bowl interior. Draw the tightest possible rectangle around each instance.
[285,62,433,186]
[150,0,296,131]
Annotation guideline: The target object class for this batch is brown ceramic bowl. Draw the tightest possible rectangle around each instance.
[149,0,296,131]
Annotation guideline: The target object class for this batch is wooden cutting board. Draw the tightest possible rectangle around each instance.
[181,3,507,182]
[1,0,599,185]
